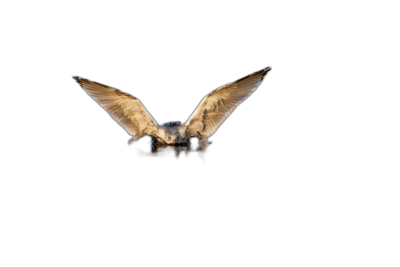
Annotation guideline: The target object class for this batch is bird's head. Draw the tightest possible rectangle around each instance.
[162,121,181,128]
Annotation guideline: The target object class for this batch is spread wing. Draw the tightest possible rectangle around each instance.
[73,77,158,140]
[183,67,271,139]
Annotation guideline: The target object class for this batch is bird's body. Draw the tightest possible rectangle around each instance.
[73,67,271,150]
[152,121,189,146]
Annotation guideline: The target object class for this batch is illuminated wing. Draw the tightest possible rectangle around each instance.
[183,67,271,139]
[73,77,158,140]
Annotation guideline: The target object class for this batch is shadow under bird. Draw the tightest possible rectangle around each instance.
[73,67,271,150]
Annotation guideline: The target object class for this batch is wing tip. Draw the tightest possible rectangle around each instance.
[72,76,83,83]
[263,66,272,72]
[259,66,272,80]
[234,66,272,85]
[73,76,90,86]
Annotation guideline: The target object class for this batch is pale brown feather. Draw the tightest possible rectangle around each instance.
[183,67,271,139]
[73,77,158,140]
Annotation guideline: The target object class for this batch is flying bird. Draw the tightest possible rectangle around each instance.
[73,67,271,150]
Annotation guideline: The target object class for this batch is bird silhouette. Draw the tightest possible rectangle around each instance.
[73,67,271,150]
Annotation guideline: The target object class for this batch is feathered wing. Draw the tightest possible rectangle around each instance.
[73,77,158,140]
[182,67,271,140]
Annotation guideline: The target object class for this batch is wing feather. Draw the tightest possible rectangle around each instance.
[183,67,271,138]
[73,77,158,139]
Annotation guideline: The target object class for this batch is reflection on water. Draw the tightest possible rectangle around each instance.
[128,137,212,157]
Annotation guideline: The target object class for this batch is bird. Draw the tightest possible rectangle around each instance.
[73,67,271,150]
